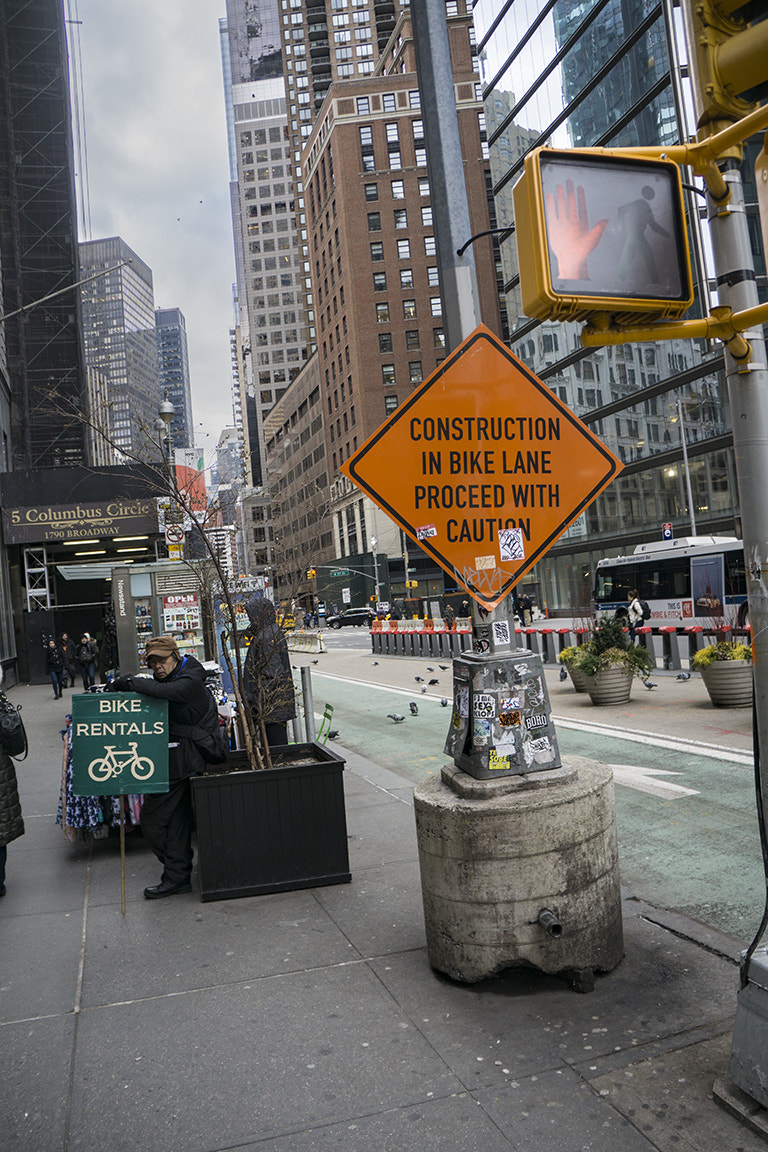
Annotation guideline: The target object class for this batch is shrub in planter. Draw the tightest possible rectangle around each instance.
[692,640,753,708]
[558,645,589,692]
[572,618,654,705]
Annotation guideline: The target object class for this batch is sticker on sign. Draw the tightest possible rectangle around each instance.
[417,524,437,540]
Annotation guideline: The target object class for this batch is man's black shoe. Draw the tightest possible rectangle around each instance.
[143,879,192,900]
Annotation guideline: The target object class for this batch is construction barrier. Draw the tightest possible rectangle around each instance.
[286,630,326,654]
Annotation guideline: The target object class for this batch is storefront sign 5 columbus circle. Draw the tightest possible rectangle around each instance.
[2,499,159,544]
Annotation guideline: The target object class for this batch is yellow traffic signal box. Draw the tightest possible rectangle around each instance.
[513,148,694,325]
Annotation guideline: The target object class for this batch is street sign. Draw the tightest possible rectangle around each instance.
[341,325,623,610]
[71,694,169,796]
[165,523,184,544]
[330,569,349,578]
[662,522,674,540]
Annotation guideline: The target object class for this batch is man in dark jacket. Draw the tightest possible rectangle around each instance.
[109,635,211,899]
[243,595,296,748]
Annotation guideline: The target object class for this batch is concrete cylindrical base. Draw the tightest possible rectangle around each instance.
[413,757,623,988]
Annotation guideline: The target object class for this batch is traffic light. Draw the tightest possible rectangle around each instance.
[683,0,768,128]
[512,148,694,324]
[306,567,316,579]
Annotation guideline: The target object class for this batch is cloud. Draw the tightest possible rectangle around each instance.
[73,0,234,453]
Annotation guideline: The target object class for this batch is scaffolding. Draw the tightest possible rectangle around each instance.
[0,0,88,469]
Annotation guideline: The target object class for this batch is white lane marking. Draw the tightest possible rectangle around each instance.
[608,764,700,800]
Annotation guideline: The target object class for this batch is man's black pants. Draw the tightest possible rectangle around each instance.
[140,778,193,885]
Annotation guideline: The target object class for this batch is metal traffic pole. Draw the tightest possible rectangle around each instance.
[411,0,516,659]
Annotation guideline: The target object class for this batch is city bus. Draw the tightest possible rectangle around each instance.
[594,536,747,628]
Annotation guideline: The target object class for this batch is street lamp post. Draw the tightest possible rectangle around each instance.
[669,398,697,537]
[155,392,175,479]
[370,537,380,606]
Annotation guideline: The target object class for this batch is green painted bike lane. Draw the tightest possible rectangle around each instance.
[314,670,765,943]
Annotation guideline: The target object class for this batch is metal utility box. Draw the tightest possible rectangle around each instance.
[444,650,561,779]
[729,945,768,1107]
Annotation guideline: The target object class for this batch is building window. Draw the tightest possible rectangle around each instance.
[370,241,384,261]
[384,395,398,414]
[430,296,442,316]
[379,332,393,353]
[382,92,397,111]
[397,239,410,259]
[433,327,445,348]
[405,329,420,349]
[382,364,396,386]
[367,212,381,231]
[418,178,430,196]
[385,122,399,143]
[424,236,436,256]
[391,179,405,199]
[414,147,427,166]
[403,299,417,319]
[394,208,408,229]
[388,150,402,170]
[409,89,420,108]
[356,96,370,114]
[427,266,439,286]
[364,183,378,201]
[409,361,423,383]
[400,268,414,288]
[421,206,433,227]
[375,302,390,323]
[373,271,387,290]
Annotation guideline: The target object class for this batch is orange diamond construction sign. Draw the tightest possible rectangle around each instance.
[340,325,623,610]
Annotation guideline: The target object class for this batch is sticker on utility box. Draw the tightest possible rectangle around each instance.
[473,693,496,719]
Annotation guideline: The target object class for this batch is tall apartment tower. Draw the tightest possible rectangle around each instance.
[0,0,88,470]
[220,4,310,477]
[79,237,160,458]
[156,308,194,449]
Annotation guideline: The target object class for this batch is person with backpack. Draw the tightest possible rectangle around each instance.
[107,635,212,899]
[627,589,645,641]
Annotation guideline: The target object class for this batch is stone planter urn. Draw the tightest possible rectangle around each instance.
[567,665,590,693]
[582,666,634,706]
[700,660,753,708]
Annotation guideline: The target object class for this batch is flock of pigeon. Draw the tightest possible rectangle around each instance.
[386,665,450,722]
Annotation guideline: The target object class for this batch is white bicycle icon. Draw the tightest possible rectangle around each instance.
[88,742,155,782]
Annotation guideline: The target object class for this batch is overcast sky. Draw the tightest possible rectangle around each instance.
[70,0,234,456]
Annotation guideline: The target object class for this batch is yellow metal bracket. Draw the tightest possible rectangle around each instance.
[582,301,768,360]
[583,103,768,203]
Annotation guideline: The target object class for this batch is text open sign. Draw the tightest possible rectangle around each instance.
[71,694,169,796]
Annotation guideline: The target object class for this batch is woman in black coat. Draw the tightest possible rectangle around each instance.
[45,639,65,699]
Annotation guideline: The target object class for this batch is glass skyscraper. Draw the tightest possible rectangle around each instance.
[473,0,764,612]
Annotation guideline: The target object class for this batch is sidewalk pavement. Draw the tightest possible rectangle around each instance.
[2,679,767,1152]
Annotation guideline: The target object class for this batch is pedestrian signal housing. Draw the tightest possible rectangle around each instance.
[512,149,694,324]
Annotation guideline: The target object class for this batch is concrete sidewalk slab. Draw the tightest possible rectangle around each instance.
[1,680,767,1151]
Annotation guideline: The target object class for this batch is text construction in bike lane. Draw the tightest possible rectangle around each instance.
[341,325,623,610]
[71,694,169,796]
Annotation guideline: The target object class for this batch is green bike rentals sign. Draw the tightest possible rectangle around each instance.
[71,694,169,796]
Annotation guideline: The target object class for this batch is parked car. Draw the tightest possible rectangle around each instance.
[326,607,373,629]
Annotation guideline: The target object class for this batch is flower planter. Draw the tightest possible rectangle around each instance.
[567,665,589,693]
[191,742,351,902]
[582,666,634,705]
[700,661,753,708]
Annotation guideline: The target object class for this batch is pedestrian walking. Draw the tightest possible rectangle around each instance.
[108,635,212,899]
[58,633,77,688]
[45,639,64,699]
[627,589,644,642]
[76,633,98,690]
[0,669,24,898]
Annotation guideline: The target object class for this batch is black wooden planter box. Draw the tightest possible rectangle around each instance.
[191,743,351,902]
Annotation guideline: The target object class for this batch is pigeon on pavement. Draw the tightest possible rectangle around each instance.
[676,672,691,681]
[409,702,418,715]
[559,666,568,681]
[643,680,657,689]
[387,713,405,722]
